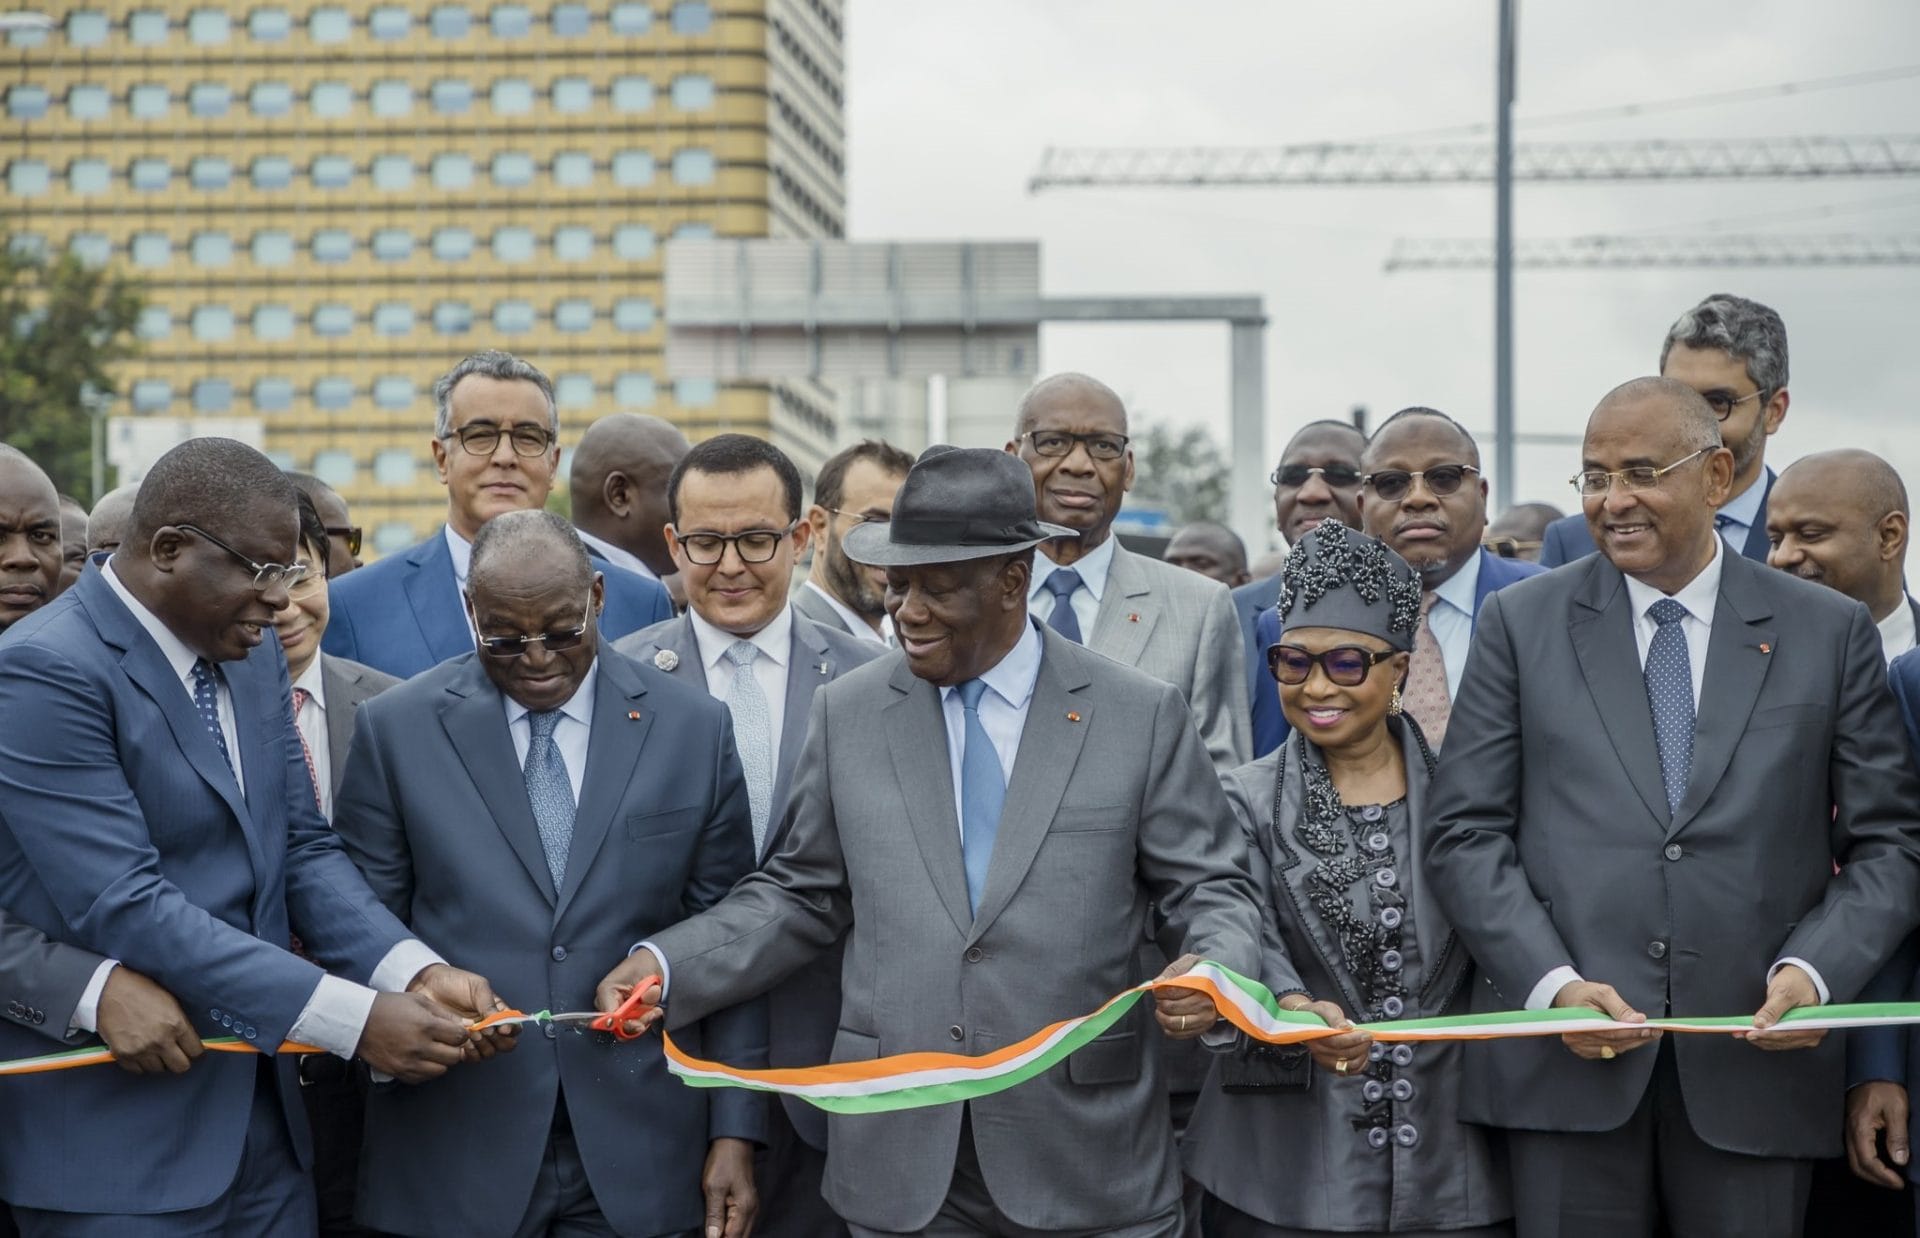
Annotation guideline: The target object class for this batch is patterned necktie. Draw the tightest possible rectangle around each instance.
[1041,569,1084,643]
[189,659,233,773]
[724,640,774,855]
[956,679,1006,914]
[1401,591,1452,748]
[290,688,323,812]
[524,710,576,893]
[1644,598,1696,817]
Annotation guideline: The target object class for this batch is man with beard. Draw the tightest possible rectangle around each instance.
[1541,294,1788,567]
[795,440,913,645]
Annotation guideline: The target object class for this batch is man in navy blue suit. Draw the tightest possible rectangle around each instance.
[1252,409,1542,750]
[324,351,671,679]
[0,439,509,1237]
[1541,293,1789,568]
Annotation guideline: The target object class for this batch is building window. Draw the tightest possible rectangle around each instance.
[491,153,534,187]
[432,301,473,334]
[311,230,354,263]
[129,84,171,120]
[492,300,535,334]
[191,305,235,342]
[136,307,172,340]
[371,155,413,190]
[252,304,294,341]
[613,298,655,332]
[552,300,594,333]
[69,233,111,266]
[66,11,110,47]
[370,80,412,117]
[189,83,231,117]
[372,376,415,408]
[190,232,233,266]
[312,449,355,485]
[672,149,715,185]
[552,151,593,187]
[129,11,169,43]
[131,380,173,413]
[550,77,592,112]
[128,158,171,191]
[6,86,48,120]
[310,81,352,118]
[554,374,594,408]
[250,81,293,117]
[550,3,590,35]
[252,377,294,411]
[492,227,534,262]
[609,2,650,34]
[490,79,533,115]
[6,18,44,46]
[671,2,712,34]
[7,161,49,196]
[309,7,351,42]
[373,522,414,554]
[612,151,654,187]
[248,7,291,40]
[313,378,355,411]
[671,74,715,110]
[675,377,717,406]
[371,229,414,261]
[368,6,410,39]
[371,303,413,335]
[610,76,652,112]
[430,4,469,37]
[373,449,416,486]
[250,231,293,265]
[432,153,474,189]
[190,157,232,190]
[68,160,110,195]
[489,4,531,37]
[430,79,472,114]
[251,155,293,189]
[553,227,594,262]
[432,227,474,260]
[193,379,234,413]
[67,85,109,120]
[130,233,171,267]
[614,372,656,407]
[312,304,354,337]
[187,9,230,43]
[612,224,655,260]
[310,155,354,189]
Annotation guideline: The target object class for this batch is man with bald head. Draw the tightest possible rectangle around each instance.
[569,412,692,584]
[1163,522,1249,587]
[1427,378,1920,1237]
[0,446,63,631]
[53,497,88,598]
[1486,502,1564,563]
[86,484,138,557]
[1764,451,1915,664]
[1007,372,1248,770]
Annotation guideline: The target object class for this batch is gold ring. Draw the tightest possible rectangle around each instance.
[1600,1046,1616,1060]
[1335,1058,1349,1073]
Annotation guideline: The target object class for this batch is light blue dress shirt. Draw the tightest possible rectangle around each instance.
[1029,535,1116,641]
[937,619,1045,842]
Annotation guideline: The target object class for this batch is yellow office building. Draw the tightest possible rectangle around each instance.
[3,0,845,554]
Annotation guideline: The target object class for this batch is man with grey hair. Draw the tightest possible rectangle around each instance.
[1542,294,1790,567]
[324,350,671,679]
[86,483,138,557]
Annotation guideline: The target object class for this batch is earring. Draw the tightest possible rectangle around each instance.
[1389,685,1404,717]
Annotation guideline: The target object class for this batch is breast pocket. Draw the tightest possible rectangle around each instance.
[832,1028,879,1063]
[626,806,703,841]
[1050,806,1131,834]
[1749,703,1828,731]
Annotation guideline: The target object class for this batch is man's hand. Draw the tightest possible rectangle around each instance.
[1741,964,1826,1051]
[355,991,470,1083]
[594,949,666,1037]
[1552,980,1660,1061]
[97,966,203,1075]
[1848,1081,1911,1188]
[1278,994,1370,1075]
[701,1137,758,1238]
[1152,954,1222,1040]
[408,963,516,1061]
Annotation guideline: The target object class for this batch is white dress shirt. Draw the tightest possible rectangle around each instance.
[576,528,659,581]
[502,660,598,803]
[803,580,890,647]
[90,563,443,1054]
[444,525,483,642]
[292,658,331,819]
[1528,536,1827,1010]
[688,605,792,760]
[937,619,1045,843]
[1878,600,1916,665]
[1030,534,1116,639]
[1714,468,1770,554]
[1425,551,1482,701]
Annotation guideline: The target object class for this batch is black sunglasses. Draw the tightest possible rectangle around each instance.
[325,525,363,556]
[1268,643,1398,686]
[474,600,593,659]
[1362,464,1479,503]
[1271,464,1362,489]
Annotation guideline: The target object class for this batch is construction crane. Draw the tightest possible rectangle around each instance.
[1385,233,1920,271]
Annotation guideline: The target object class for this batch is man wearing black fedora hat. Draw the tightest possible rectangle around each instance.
[600,445,1261,1237]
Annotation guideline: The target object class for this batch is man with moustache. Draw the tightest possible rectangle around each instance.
[0,447,63,631]
[1237,421,1368,757]
[795,440,913,644]
[1541,294,1788,567]
[569,412,691,585]
[1764,451,1914,665]
[1163,522,1251,588]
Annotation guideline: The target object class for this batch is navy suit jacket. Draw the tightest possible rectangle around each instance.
[1250,549,1544,754]
[1231,573,1282,754]
[334,649,766,1238]
[322,529,672,680]
[0,568,413,1214]
[1540,471,1775,567]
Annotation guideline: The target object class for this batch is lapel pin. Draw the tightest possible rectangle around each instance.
[1127,613,1140,624]
[1066,711,1082,723]
[818,661,830,676]
[1758,643,1772,655]
[652,649,679,672]
[627,710,641,721]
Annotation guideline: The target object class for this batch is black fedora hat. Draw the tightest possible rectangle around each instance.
[843,445,1077,567]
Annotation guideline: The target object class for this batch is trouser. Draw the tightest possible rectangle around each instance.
[755,1103,847,1238]
[1503,1041,1812,1238]
[299,1054,375,1238]
[1205,1195,1513,1238]
[509,1099,700,1238]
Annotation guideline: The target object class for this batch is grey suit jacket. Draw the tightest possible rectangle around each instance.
[318,653,398,800]
[613,608,882,1149]
[1088,544,1250,771]
[1425,551,1920,1158]
[792,580,859,640]
[649,626,1262,1232]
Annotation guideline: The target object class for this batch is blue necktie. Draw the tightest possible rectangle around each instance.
[724,640,774,855]
[955,679,1005,914]
[524,710,576,892]
[1041,569,1084,643]
[189,659,232,773]
[1644,598,1695,817]
[1714,513,1737,547]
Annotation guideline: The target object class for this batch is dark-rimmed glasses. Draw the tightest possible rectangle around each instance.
[1020,430,1130,461]
[1363,465,1480,502]
[325,525,362,556]
[675,521,799,566]
[1571,446,1711,498]
[474,600,592,659]
[1702,389,1766,421]
[1484,536,1541,559]
[176,524,308,592]
[1271,463,1362,489]
[441,423,555,457]
[1268,644,1398,686]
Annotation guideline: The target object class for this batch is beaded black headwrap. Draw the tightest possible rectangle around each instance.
[1275,521,1422,651]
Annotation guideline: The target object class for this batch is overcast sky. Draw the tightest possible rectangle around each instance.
[844,0,1920,553]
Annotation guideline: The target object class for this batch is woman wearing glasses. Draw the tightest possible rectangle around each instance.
[1185,520,1512,1238]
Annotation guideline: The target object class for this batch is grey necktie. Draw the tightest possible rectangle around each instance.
[524,710,575,892]
[725,640,774,854]
[1644,598,1696,817]
[1041,569,1084,643]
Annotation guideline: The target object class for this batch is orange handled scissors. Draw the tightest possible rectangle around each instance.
[589,980,662,1041]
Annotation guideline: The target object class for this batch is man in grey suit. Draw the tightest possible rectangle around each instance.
[599,446,1261,1237]
[614,434,879,1238]
[1425,377,1920,1238]
[794,439,913,645]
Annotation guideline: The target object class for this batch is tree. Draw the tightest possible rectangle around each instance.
[1127,419,1231,526]
[0,243,145,502]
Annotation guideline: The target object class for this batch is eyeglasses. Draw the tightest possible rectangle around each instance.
[1483,536,1541,559]
[1702,389,1766,421]
[1270,464,1362,489]
[288,563,327,598]
[1268,644,1398,686]
[1020,430,1130,461]
[441,423,555,457]
[674,521,799,566]
[474,600,592,659]
[1571,446,1712,497]
[324,525,362,556]
[825,508,887,526]
[176,524,309,592]
[1363,464,1480,502]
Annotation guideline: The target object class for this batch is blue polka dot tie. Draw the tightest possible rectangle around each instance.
[956,678,1005,915]
[189,659,232,774]
[524,710,575,893]
[1644,598,1695,817]
[1041,569,1084,643]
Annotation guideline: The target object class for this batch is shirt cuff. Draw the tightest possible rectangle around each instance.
[369,939,448,995]
[632,941,669,1001]
[1526,965,1583,1011]
[1771,957,1830,1006]
[290,974,379,1060]
[69,959,118,1036]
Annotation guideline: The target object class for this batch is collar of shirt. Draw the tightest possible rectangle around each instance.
[444,524,473,587]
[1878,598,1917,665]
[689,604,793,672]
[1429,546,1482,617]
[1029,533,1116,604]
[939,616,1045,713]
[575,528,657,581]
[803,580,888,646]
[1622,534,1725,627]
[293,657,327,713]
[1715,467,1771,537]
[101,559,201,688]
[501,656,600,732]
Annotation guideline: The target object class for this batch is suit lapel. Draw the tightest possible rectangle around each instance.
[1567,558,1671,829]
[321,657,356,793]
[439,660,556,904]
[883,661,973,937]
[968,632,1093,943]
[403,534,472,666]
[1669,557,1775,837]
[555,655,653,921]
[1087,545,1158,667]
[767,618,834,860]
[1739,473,1775,562]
